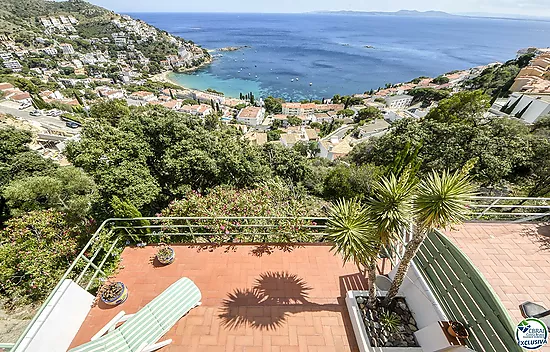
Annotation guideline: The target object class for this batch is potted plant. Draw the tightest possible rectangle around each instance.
[448,321,469,339]
[100,281,128,306]
[156,244,175,265]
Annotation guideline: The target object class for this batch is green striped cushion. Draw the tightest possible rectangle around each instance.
[70,278,201,352]
[146,278,202,330]
[69,330,131,352]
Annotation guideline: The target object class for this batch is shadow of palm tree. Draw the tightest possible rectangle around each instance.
[219,271,342,330]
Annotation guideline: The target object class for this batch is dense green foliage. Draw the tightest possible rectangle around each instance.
[463,54,535,97]
[356,106,383,123]
[407,87,451,107]
[348,91,550,192]
[160,184,325,242]
[0,210,86,305]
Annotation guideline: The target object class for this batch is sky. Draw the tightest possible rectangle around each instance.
[86,0,550,17]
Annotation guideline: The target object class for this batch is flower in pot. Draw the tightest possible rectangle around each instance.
[101,281,128,306]
[156,245,175,265]
[448,321,469,339]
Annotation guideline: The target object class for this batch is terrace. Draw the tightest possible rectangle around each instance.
[2,196,550,352]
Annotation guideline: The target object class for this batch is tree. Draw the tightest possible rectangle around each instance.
[383,170,474,305]
[364,173,416,305]
[264,96,284,114]
[337,109,355,118]
[407,88,451,108]
[262,143,311,184]
[89,99,130,126]
[356,106,383,123]
[425,90,490,125]
[431,76,450,85]
[0,210,84,305]
[323,164,381,201]
[3,166,98,219]
[327,198,379,303]
[287,115,302,126]
[267,129,282,142]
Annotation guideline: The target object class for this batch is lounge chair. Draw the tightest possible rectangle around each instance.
[519,301,550,327]
[70,277,202,352]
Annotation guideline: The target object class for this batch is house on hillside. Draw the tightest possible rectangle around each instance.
[237,106,265,127]
[318,136,353,161]
[129,91,156,102]
[385,95,413,110]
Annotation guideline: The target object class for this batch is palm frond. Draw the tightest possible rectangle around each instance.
[366,173,416,244]
[415,170,476,230]
[326,198,379,266]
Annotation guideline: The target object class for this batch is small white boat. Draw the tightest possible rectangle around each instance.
[291,79,294,82]
[255,75,258,78]
[249,73,251,76]
[309,82,313,86]
[296,77,299,81]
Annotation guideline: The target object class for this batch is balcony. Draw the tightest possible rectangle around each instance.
[2,196,550,352]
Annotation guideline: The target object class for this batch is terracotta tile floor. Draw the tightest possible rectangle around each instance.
[70,244,391,351]
[444,222,550,324]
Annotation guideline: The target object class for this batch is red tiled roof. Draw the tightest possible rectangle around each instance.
[0,82,14,91]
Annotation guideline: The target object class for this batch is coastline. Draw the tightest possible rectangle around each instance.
[150,55,213,93]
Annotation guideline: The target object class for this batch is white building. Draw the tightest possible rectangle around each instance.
[385,94,413,109]
[59,43,75,55]
[3,60,22,72]
[237,106,265,127]
[496,93,550,124]
[357,119,391,139]
[318,136,353,161]
[0,52,12,61]
[43,47,58,56]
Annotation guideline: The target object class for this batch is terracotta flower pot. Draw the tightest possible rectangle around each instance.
[448,321,469,339]
[101,282,128,306]
[157,246,175,265]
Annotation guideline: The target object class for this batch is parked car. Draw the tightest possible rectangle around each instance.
[48,110,62,117]
[29,110,42,116]
[66,121,80,129]
[19,102,32,110]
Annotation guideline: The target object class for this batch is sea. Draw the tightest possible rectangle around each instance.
[129,12,550,100]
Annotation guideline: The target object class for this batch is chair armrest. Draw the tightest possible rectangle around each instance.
[139,339,172,352]
[91,311,126,341]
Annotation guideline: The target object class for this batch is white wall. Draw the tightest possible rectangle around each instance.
[15,280,94,352]
[388,262,447,329]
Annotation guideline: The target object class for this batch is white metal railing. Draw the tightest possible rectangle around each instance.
[469,196,550,222]
[3,196,550,350]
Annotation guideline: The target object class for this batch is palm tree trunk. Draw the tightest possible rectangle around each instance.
[367,261,377,307]
[383,229,428,306]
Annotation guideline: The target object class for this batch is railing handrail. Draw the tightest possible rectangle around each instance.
[5,198,550,350]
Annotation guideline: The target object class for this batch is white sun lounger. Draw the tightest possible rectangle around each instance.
[69,277,202,352]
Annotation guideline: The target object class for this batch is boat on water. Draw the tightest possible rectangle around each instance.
[310,82,313,86]
[291,79,294,82]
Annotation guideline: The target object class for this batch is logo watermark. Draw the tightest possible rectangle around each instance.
[516,318,548,350]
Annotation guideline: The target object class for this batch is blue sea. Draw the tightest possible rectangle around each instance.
[130,13,550,100]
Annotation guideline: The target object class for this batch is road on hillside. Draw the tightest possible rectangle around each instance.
[0,101,80,134]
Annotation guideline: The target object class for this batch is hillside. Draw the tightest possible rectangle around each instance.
[0,0,210,74]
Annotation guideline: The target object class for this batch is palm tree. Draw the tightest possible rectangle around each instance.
[364,173,416,305]
[383,170,475,305]
[326,198,379,304]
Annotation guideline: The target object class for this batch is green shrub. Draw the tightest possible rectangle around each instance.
[0,210,86,305]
